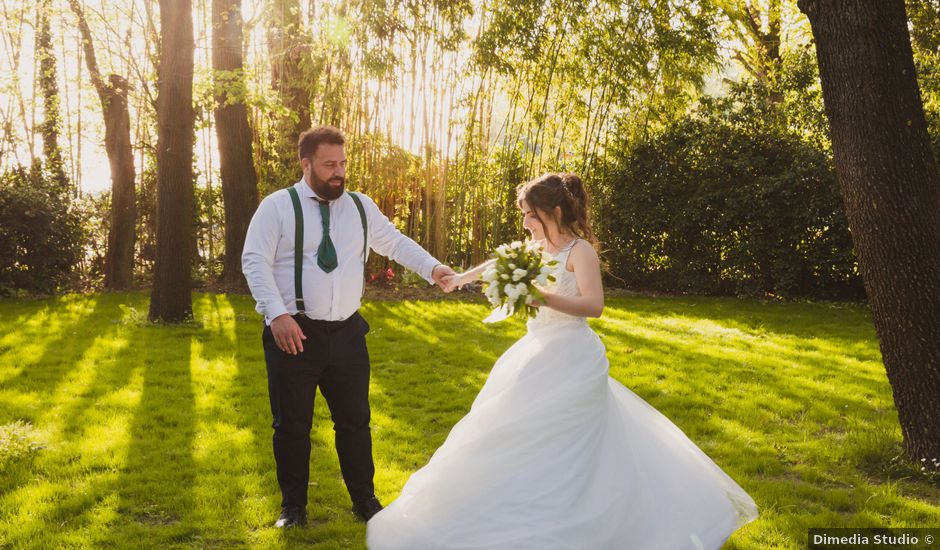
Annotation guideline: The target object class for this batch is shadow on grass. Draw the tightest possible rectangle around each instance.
[0,294,109,413]
[96,318,199,547]
[0,294,141,538]
[0,293,203,547]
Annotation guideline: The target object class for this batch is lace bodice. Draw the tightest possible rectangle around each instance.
[527,240,588,330]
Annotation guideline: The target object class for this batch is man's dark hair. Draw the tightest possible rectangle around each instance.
[298,126,345,160]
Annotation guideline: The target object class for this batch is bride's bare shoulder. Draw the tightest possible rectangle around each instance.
[567,239,599,271]
[572,239,598,260]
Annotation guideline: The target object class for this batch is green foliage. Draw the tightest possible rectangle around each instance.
[193,176,225,285]
[118,157,223,287]
[595,28,863,299]
[0,163,85,295]
[12,0,940,303]
[469,0,724,183]
[344,132,424,275]
[600,96,861,299]
[907,0,940,159]
[134,163,158,286]
[723,43,831,153]
[345,132,421,210]
[446,140,531,265]
[76,190,112,288]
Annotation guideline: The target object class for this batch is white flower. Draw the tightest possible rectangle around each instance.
[480,240,562,322]
[484,285,501,306]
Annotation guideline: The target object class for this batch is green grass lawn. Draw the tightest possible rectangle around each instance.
[0,291,937,549]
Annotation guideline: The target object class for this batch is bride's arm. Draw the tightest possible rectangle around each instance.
[451,259,497,288]
[538,241,604,318]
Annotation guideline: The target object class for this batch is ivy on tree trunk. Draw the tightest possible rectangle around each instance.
[212,0,259,290]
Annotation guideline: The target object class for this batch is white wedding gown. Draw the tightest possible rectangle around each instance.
[367,243,758,549]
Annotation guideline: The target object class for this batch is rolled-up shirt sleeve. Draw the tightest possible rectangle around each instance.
[242,195,290,321]
[362,194,441,283]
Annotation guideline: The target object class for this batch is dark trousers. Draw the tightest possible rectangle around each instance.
[263,311,374,511]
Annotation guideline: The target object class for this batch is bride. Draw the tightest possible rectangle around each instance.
[366,173,758,549]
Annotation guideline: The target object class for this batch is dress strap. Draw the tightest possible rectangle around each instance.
[560,238,580,253]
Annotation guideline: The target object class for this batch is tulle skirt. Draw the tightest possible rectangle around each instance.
[367,321,758,549]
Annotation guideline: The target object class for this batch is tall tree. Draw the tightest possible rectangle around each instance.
[267,0,311,171]
[149,0,195,322]
[798,0,940,460]
[721,0,783,100]
[212,0,259,288]
[35,0,68,192]
[68,0,136,290]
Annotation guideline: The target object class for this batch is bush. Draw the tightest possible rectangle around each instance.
[75,190,111,290]
[599,99,864,299]
[0,163,85,295]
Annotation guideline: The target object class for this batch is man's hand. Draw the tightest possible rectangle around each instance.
[431,264,457,292]
[271,313,306,355]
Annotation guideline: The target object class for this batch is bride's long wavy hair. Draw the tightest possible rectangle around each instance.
[516,173,597,249]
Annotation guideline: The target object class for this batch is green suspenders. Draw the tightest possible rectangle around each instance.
[350,193,368,262]
[286,187,306,312]
[286,187,368,315]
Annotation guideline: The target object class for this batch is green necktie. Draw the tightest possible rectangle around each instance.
[316,199,338,273]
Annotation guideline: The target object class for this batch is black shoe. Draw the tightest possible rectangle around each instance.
[274,506,306,529]
[352,495,383,522]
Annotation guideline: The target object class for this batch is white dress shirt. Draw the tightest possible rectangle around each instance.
[242,179,441,324]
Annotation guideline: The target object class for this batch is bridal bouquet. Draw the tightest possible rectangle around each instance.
[481,240,558,323]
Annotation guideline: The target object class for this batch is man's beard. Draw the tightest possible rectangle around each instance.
[310,173,345,201]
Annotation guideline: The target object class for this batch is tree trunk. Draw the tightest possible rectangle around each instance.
[68,0,136,290]
[267,0,311,163]
[798,0,940,460]
[150,0,195,322]
[213,0,259,289]
[35,0,68,192]
[103,76,137,290]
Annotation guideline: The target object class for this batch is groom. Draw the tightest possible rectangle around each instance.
[242,125,456,528]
